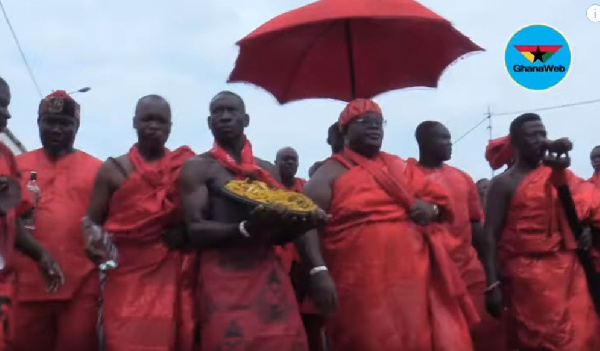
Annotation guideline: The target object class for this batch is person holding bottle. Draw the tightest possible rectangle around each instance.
[13,90,102,351]
[85,95,196,351]
[0,78,64,351]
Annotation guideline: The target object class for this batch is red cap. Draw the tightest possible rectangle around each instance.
[338,98,382,129]
[38,90,80,120]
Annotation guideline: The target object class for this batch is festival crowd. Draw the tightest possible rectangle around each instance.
[1,75,600,351]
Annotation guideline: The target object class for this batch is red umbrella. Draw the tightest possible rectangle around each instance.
[228,0,483,104]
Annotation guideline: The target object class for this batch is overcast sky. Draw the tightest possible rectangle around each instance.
[1,0,597,180]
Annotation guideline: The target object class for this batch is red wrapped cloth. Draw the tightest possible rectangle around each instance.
[338,99,382,129]
[498,166,600,350]
[407,158,508,350]
[102,144,195,351]
[485,136,514,170]
[590,172,600,189]
[197,137,307,350]
[321,147,476,351]
[12,149,102,351]
[0,141,31,350]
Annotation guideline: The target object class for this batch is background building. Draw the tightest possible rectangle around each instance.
[0,128,27,155]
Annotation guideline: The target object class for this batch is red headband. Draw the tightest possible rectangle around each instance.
[338,98,382,129]
[485,136,514,170]
[38,90,80,120]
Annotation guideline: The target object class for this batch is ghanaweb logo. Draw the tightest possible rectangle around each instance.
[505,24,571,90]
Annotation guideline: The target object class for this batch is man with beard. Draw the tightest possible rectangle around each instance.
[180,91,326,350]
[0,78,64,350]
[12,90,101,351]
[406,121,506,351]
[85,95,195,350]
[308,123,343,178]
[484,113,600,350]
[298,99,478,351]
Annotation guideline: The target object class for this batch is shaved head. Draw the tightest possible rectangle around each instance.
[275,146,299,182]
[276,146,298,160]
[210,91,245,113]
[135,95,171,117]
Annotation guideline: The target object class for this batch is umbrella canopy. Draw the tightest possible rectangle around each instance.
[228,0,483,104]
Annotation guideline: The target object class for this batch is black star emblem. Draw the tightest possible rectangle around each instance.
[531,46,546,63]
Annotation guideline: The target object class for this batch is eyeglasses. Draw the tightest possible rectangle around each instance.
[353,117,387,127]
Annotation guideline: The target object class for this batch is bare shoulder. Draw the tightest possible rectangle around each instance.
[256,157,276,172]
[181,153,214,179]
[307,158,347,187]
[488,170,514,198]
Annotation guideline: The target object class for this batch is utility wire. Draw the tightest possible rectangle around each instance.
[453,97,600,145]
[0,0,42,97]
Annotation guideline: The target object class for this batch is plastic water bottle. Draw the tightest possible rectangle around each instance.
[22,171,41,231]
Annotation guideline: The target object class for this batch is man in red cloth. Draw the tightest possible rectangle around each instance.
[12,90,101,351]
[297,99,478,351]
[180,91,326,351]
[0,78,64,350]
[407,121,506,351]
[308,123,343,178]
[274,146,306,272]
[274,147,326,351]
[589,146,600,187]
[86,95,195,350]
[484,113,600,350]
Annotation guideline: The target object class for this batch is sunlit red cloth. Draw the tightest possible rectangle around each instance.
[485,136,514,170]
[406,159,507,351]
[320,147,476,351]
[0,141,31,350]
[498,166,600,350]
[102,144,195,351]
[198,137,307,350]
[38,90,80,120]
[338,99,382,129]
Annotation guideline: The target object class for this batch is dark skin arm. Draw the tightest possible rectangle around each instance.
[482,174,511,317]
[180,157,251,248]
[86,161,119,225]
[15,217,64,292]
[295,161,340,315]
[471,220,487,262]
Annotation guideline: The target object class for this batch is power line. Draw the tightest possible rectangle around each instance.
[452,116,488,144]
[0,0,42,97]
[453,97,600,146]
[490,98,600,117]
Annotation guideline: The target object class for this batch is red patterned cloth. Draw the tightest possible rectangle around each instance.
[198,137,307,350]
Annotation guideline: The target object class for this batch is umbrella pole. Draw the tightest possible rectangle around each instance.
[344,20,357,99]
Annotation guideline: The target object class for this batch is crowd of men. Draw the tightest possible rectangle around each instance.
[1,74,600,351]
